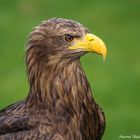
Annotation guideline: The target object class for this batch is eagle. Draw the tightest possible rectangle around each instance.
[0,18,107,140]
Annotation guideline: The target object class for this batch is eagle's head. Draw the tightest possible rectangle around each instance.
[27,18,107,64]
[26,18,107,112]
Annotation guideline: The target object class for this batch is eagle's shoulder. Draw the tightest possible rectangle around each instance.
[0,100,34,136]
[0,100,23,116]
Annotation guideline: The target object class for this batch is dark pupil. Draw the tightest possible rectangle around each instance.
[65,35,73,42]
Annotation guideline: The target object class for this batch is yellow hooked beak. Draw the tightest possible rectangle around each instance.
[68,33,107,60]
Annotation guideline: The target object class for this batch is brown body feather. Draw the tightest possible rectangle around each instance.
[0,18,105,140]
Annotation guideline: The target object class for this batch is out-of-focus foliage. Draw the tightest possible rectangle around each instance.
[0,0,140,139]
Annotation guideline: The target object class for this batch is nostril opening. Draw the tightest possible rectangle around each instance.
[89,39,94,41]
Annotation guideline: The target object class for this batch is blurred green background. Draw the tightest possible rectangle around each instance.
[0,0,140,139]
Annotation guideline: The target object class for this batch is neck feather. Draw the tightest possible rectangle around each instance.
[26,48,94,110]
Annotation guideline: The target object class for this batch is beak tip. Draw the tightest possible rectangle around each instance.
[102,48,107,61]
[103,56,106,61]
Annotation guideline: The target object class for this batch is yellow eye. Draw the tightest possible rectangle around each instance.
[64,34,74,42]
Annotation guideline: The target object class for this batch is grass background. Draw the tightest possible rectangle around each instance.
[0,0,140,139]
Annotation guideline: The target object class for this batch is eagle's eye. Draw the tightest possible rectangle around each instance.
[64,34,74,42]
